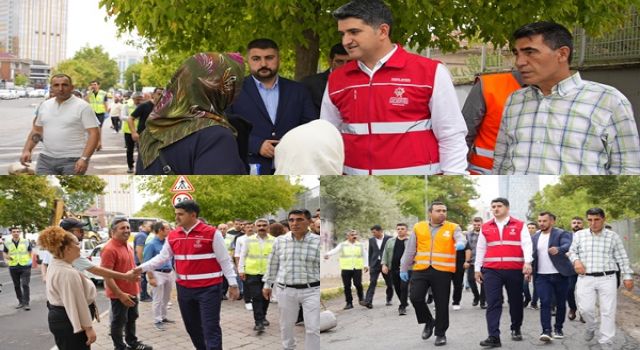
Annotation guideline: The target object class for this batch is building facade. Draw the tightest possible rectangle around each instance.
[498,176,540,223]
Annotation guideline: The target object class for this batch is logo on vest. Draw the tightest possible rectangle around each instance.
[389,87,409,106]
[442,231,450,238]
[509,228,516,235]
[194,239,203,248]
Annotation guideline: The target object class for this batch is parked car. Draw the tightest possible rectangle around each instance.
[15,87,27,98]
[84,242,105,284]
[27,89,46,98]
[81,238,98,258]
[0,89,19,99]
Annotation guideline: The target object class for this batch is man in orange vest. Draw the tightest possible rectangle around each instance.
[462,71,524,174]
[475,198,533,348]
[400,201,467,347]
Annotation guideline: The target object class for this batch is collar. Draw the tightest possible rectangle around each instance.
[357,44,399,76]
[529,72,582,98]
[110,238,128,246]
[182,221,201,234]
[290,231,310,241]
[494,216,511,225]
[252,75,279,90]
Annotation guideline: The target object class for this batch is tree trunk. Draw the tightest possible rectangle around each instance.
[294,28,320,81]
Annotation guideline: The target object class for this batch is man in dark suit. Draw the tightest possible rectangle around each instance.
[531,211,575,342]
[363,225,393,308]
[301,43,350,115]
[227,38,318,174]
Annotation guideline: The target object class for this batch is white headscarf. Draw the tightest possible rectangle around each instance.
[274,119,344,175]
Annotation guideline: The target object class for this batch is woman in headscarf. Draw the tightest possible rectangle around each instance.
[137,52,251,174]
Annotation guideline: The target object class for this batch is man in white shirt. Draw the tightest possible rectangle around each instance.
[20,74,99,174]
[235,221,255,311]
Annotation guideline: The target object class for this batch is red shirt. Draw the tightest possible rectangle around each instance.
[100,239,139,299]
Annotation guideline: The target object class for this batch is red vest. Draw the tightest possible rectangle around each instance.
[482,217,525,270]
[168,222,223,288]
[327,45,441,175]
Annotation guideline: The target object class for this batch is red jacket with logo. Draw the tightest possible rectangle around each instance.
[482,217,525,270]
[327,45,441,174]
[168,222,223,288]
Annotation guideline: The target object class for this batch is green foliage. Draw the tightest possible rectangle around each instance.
[0,177,56,232]
[54,46,119,89]
[136,176,303,223]
[123,62,142,91]
[425,176,479,228]
[100,0,640,79]
[56,176,107,214]
[14,73,28,86]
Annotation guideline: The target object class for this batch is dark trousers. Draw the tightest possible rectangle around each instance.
[222,276,229,297]
[409,267,453,337]
[390,269,409,308]
[140,272,150,300]
[48,304,89,350]
[110,298,139,350]
[341,269,364,304]
[365,266,393,304]
[177,283,223,350]
[111,116,121,132]
[452,254,465,305]
[467,264,485,303]
[124,133,135,169]
[535,273,569,333]
[96,113,105,127]
[483,268,524,338]
[9,266,31,305]
[246,274,270,323]
[567,274,577,310]
[523,279,531,301]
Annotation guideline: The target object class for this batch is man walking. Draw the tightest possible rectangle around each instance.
[239,219,275,333]
[466,217,486,308]
[143,221,175,331]
[569,208,634,349]
[363,225,392,308]
[324,229,368,310]
[531,212,575,341]
[20,74,99,174]
[476,198,533,348]
[2,227,33,310]
[262,209,320,350]
[87,80,108,128]
[400,202,466,346]
[136,200,239,350]
[382,223,410,315]
[567,216,584,320]
[134,221,153,302]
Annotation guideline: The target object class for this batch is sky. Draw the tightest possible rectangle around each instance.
[471,175,558,207]
[66,0,144,58]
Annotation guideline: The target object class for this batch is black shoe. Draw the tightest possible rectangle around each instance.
[366,302,373,309]
[479,336,501,348]
[127,343,153,350]
[568,309,576,321]
[480,303,487,309]
[344,303,354,310]
[427,295,434,304]
[254,322,265,332]
[15,304,24,309]
[422,323,434,340]
[529,303,539,310]
[523,299,530,308]
[472,299,479,306]
[385,300,392,306]
[553,330,564,339]
[140,297,152,303]
[511,329,523,341]
[435,336,447,346]
[399,307,407,315]
[23,304,30,311]
[262,319,270,326]
[539,332,552,342]
[358,300,368,308]
[162,318,176,324]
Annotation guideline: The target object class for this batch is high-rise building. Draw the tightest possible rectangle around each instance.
[498,176,540,223]
[98,175,135,218]
[0,0,68,67]
[117,51,141,86]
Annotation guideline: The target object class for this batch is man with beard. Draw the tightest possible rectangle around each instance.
[228,38,317,174]
[382,223,410,315]
[567,216,584,321]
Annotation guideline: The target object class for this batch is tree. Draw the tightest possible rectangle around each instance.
[54,46,120,89]
[53,59,101,89]
[123,62,142,91]
[100,0,639,80]
[14,73,28,86]
[136,176,303,223]
[56,176,107,214]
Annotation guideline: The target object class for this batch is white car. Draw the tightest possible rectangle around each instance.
[84,242,105,283]
[0,89,18,99]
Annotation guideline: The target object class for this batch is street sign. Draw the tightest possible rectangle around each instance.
[172,192,193,206]
[170,176,195,193]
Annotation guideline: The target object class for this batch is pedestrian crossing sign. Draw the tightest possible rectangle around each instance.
[170,176,195,193]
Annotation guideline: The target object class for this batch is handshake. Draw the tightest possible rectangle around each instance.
[123,267,143,282]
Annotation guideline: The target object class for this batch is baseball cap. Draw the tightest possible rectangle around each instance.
[60,218,85,231]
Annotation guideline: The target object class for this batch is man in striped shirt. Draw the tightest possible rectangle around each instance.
[493,21,640,175]
[569,208,634,349]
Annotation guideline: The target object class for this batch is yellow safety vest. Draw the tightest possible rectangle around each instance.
[122,99,138,134]
[244,235,274,275]
[88,90,107,114]
[6,238,31,267]
[224,235,234,251]
[339,242,364,270]
[413,221,458,272]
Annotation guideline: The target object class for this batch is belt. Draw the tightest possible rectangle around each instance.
[278,281,320,289]
[155,269,173,273]
[585,270,616,277]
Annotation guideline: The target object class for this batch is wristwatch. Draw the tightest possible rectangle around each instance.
[80,156,90,161]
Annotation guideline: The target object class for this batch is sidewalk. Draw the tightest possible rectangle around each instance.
[321,284,640,350]
[90,290,307,349]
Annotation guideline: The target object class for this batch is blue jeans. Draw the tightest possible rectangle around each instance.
[534,273,569,333]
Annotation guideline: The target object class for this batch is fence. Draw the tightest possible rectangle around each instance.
[610,218,640,274]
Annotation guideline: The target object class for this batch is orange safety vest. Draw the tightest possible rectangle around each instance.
[412,221,458,272]
[468,72,522,175]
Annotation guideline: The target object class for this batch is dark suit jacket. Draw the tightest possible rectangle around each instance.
[300,69,330,116]
[227,76,318,174]
[368,235,392,270]
[531,227,576,277]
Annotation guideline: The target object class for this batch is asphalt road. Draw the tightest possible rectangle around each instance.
[0,266,111,350]
[0,97,131,175]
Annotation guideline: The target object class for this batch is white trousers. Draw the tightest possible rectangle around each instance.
[576,274,617,345]
[277,285,320,350]
[151,271,175,323]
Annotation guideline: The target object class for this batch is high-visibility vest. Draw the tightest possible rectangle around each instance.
[168,223,223,288]
[88,90,107,114]
[482,217,525,270]
[339,242,364,270]
[122,99,138,134]
[223,234,234,251]
[468,72,522,175]
[6,238,31,267]
[244,235,274,275]
[327,45,441,175]
[413,221,458,272]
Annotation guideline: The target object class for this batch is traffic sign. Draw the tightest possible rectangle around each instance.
[170,176,195,193]
[172,192,193,206]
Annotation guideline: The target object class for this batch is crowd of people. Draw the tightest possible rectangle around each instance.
[325,201,634,349]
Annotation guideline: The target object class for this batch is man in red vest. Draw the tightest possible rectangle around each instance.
[135,200,239,350]
[475,198,533,348]
[321,0,468,175]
